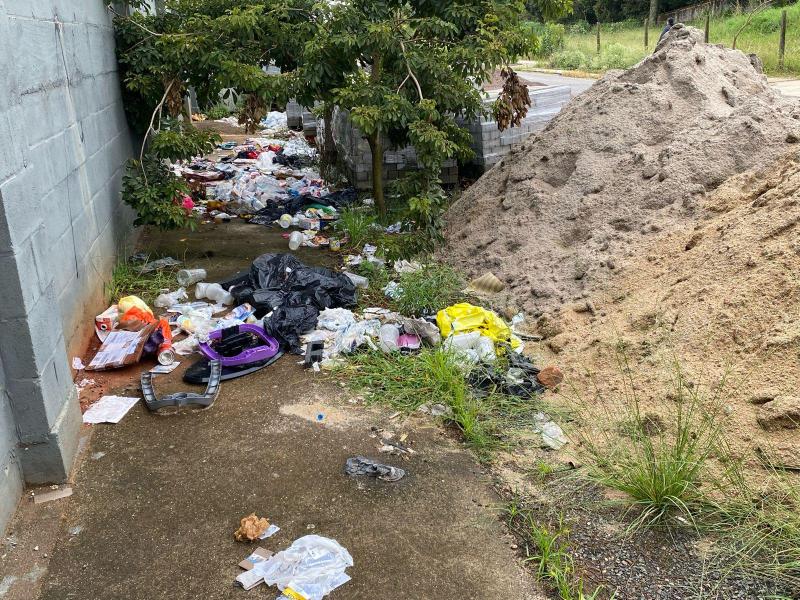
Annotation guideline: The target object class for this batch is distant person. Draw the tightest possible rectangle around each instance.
[658,17,675,43]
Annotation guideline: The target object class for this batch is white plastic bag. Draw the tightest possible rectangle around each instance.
[254,535,353,600]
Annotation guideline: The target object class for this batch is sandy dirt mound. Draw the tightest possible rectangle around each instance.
[442,25,800,320]
[546,150,800,466]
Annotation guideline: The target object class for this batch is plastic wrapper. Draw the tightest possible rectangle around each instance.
[254,535,353,600]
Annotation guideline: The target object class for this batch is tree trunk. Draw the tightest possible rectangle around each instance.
[368,52,386,217]
[367,133,385,218]
[322,103,337,167]
[649,0,659,30]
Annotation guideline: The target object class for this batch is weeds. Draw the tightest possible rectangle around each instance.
[339,348,538,458]
[106,256,177,305]
[394,263,465,317]
[505,504,606,600]
[333,207,378,250]
[204,104,231,120]
[707,464,800,590]
[577,353,731,531]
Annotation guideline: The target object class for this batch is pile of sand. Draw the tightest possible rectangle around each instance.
[442,25,800,321]
[544,149,800,465]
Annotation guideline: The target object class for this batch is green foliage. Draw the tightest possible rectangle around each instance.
[122,158,196,231]
[333,207,379,250]
[205,104,232,120]
[340,348,538,458]
[149,123,221,161]
[531,3,800,76]
[524,22,567,56]
[106,256,179,306]
[394,263,465,317]
[388,175,452,252]
[549,48,589,69]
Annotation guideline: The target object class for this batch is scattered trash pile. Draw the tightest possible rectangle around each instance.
[442,25,800,324]
[177,118,358,250]
[553,149,800,465]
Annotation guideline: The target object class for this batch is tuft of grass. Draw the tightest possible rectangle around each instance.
[505,506,607,600]
[575,350,733,531]
[394,263,465,317]
[339,348,539,458]
[106,256,178,306]
[333,207,379,250]
[707,463,800,589]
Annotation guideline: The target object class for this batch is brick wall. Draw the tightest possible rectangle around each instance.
[0,0,135,533]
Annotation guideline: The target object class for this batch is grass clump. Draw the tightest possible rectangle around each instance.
[394,263,465,317]
[340,348,537,457]
[580,358,729,530]
[333,207,378,250]
[106,256,177,306]
[709,465,800,590]
[505,503,606,600]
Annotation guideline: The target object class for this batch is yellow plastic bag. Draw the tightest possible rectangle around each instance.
[118,295,153,316]
[436,303,520,349]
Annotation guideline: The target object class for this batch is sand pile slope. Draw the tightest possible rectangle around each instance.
[442,25,800,319]
[547,150,800,464]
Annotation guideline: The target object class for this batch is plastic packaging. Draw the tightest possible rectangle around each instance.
[343,272,368,289]
[378,324,400,352]
[154,288,188,309]
[118,295,152,316]
[253,535,353,600]
[177,269,207,287]
[195,282,235,305]
[288,231,303,251]
[279,214,293,229]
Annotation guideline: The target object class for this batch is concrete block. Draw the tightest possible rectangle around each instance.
[0,169,46,248]
[8,17,64,96]
[17,391,80,485]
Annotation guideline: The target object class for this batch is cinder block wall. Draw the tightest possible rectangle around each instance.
[0,1,135,533]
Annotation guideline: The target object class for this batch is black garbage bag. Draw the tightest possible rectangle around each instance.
[222,253,356,353]
[468,350,546,398]
[250,253,356,309]
[263,305,321,353]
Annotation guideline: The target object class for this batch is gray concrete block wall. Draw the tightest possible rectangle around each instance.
[457,86,572,169]
[0,1,134,533]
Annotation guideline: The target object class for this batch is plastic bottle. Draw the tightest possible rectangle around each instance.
[279,214,293,229]
[177,269,207,287]
[195,282,235,305]
[288,231,303,251]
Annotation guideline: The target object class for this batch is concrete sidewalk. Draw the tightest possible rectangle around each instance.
[0,221,543,600]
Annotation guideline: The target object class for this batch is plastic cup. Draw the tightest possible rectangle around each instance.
[177,269,206,287]
[279,214,292,229]
[288,231,303,251]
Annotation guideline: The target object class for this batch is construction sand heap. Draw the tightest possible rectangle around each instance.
[442,25,800,320]
[551,149,800,465]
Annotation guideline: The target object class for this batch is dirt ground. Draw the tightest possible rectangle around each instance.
[0,220,543,600]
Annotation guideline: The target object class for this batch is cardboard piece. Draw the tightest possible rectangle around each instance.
[33,487,73,504]
[238,547,273,571]
[235,547,273,590]
[86,325,155,371]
